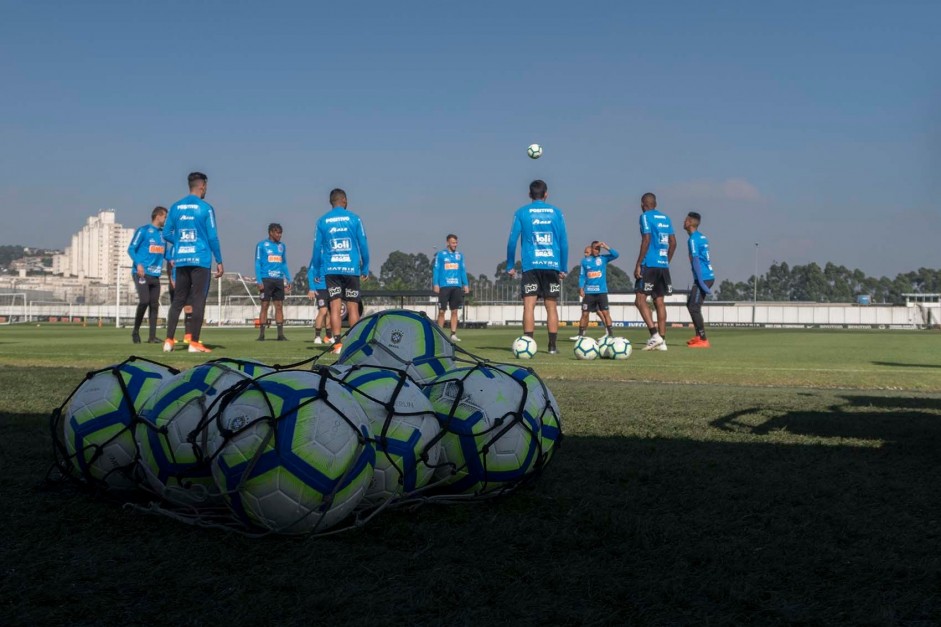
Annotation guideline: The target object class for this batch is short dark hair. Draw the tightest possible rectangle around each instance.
[687,211,702,222]
[268,222,282,233]
[188,172,208,189]
[642,192,656,205]
[446,233,458,241]
[151,206,167,221]
[330,188,347,205]
[529,179,548,200]
[591,240,600,247]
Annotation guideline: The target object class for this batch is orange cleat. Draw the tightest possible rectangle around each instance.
[686,336,700,345]
[331,342,343,355]
[688,337,711,348]
[162,338,176,353]
[187,340,212,353]
[183,333,192,344]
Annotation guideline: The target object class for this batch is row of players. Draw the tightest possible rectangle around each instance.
[126,173,716,353]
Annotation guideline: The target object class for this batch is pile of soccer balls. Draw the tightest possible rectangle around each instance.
[512,334,632,360]
[50,310,562,536]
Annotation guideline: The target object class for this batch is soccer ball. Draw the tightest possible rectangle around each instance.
[338,309,455,385]
[598,335,617,359]
[493,364,563,467]
[209,370,375,534]
[574,336,600,360]
[527,143,543,159]
[512,335,537,359]
[55,358,174,490]
[423,364,544,495]
[136,360,273,505]
[333,365,441,508]
[610,337,632,360]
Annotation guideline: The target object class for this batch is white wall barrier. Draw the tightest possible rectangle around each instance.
[4,300,934,329]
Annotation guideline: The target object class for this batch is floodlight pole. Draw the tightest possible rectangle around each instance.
[752,242,759,325]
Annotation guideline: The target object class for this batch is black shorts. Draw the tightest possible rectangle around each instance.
[261,278,285,302]
[326,275,361,302]
[581,293,609,312]
[438,287,464,311]
[314,289,329,309]
[520,269,562,300]
[637,267,673,298]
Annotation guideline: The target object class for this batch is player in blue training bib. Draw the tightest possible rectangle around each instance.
[633,192,676,351]
[684,211,715,348]
[127,205,167,344]
[310,188,370,353]
[254,223,292,341]
[573,240,619,340]
[506,179,569,354]
[433,233,470,342]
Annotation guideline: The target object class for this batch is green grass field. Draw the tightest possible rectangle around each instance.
[1,324,940,625]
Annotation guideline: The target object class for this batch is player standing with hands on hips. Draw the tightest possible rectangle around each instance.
[127,206,167,344]
[684,211,715,348]
[433,233,470,342]
[255,223,291,341]
[633,192,675,351]
[506,179,569,355]
[162,172,224,354]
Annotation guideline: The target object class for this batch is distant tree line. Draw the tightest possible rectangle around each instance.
[717,262,941,304]
[286,252,941,306]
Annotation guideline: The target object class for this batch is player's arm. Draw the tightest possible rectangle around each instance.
[432,251,440,291]
[306,261,317,299]
[254,242,264,291]
[281,245,291,292]
[460,256,469,293]
[357,218,370,279]
[667,234,677,263]
[162,209,176,245]
[689,239,711,294]
[604,246,619,261]
[635,234,651,279]
[506,213,521,277]
[557,212,569,278]
[206,206,224,278]
[128,227,145,277]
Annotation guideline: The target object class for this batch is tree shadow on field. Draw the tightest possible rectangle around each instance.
[871,361,941,369]
[711,394,941,445]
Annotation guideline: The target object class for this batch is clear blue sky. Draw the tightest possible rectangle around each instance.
[1,0,938,288]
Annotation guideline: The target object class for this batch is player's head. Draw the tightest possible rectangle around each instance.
[591,240,602,256]
[583,246,592,257]
[641,192,656,211]
[330,188,347,208]
[268,222,283,241]
[188,172,208,198]
[529,179,548,200]
[684,211,701,233]
[446,234,458,252]
[151,206,167,227]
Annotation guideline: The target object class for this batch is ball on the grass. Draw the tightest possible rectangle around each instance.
[574,336,600,360]
[512,335,537,359]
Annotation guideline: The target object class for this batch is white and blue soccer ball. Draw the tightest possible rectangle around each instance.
[209,370,375,534]
[337,309,455,385]
[574,336,600,360]
[512,335,537,359]
[136,360,273,505]
[57,358,174,490]
[610,337,633,360]
[332,365,441,508]
[598,335,617,359]
[423,364,544,495]
[527,143,543,159]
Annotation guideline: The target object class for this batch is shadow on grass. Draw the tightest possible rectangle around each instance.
[3,396,940,626]
[871,361,941,369]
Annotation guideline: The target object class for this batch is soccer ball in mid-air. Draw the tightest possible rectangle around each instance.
[512,335,537,359]
[527,143,543,159]
[337,309,455,385]
[598,335,617,359]
[209,369,375,534]
[574,336,600,360]
[55,358,174,490]
[136,360,273,505]
[331,365,441,508]
[423,364,545,495]
[609,337,632,360]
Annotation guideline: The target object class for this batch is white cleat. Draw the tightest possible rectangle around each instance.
[657,341,668,351]
[314,336,323,345]
[643,335,664,351]
[450,334,461,343]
